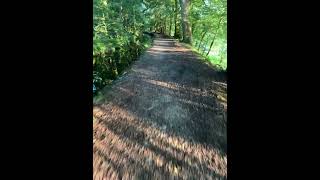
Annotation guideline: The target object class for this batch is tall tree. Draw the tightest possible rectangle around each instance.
[197,30,207,50]
[179,0,192,43]
[174,0,179,38]
[206,16,223,56]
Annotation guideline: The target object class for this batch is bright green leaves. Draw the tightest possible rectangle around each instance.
[93,0,152,91]
[190,0,227,69]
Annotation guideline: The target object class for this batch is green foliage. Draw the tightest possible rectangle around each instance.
[185,42,226,71]
[93,0,227,93]
[191,0,227,69]
[93,0,152,92]
[143,0,227,68]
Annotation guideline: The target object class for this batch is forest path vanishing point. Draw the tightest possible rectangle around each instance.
[93,34,227,180]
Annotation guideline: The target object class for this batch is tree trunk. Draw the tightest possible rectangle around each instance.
[174,0,179,38]
[198,31,207,50]
[164,18,166,35]
[192,22,196,35]
[206,17,223,56]
[179,0,192,44]
[169,15,172,36]
[202,38,209,54]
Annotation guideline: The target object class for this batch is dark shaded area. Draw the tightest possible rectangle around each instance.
[143,31,156,38]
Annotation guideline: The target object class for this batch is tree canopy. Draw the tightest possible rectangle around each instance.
[93,0,227,91]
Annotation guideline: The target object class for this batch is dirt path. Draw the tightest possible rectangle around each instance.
[93,35,227,180]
